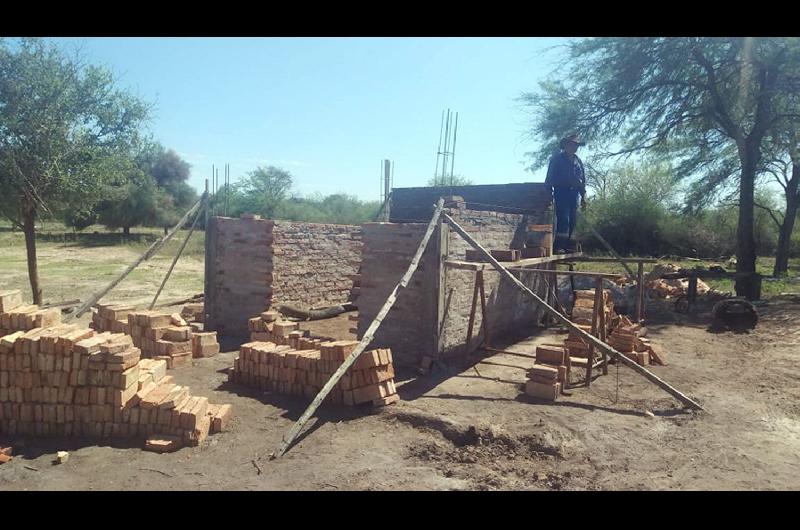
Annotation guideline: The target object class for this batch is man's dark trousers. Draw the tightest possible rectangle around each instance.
[553,187,579,251]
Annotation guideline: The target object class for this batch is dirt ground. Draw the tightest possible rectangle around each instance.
[2,297,800,490]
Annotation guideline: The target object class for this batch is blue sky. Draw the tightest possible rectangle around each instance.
[50,37,570,201]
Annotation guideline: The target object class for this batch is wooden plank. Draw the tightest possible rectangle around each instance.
[443,212,705,412]
[272,198,446,459]
[70,194,206,319]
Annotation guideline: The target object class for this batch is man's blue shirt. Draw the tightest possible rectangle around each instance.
[545,152,586,196]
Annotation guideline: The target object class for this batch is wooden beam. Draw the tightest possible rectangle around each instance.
[446,253,582,271]
[434,216,449,358]
[507,268,625,280]
[636,261,645,322]
[69,194,206,320]
[272,198,446,459]
[572,257,658,264]
[149,195,205,310]
[443,213,705,411]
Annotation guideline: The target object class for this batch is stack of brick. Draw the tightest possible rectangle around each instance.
[606,316,665,366]
[126,310,220,368]
[523,224,553,258]
[571,289,616,328]
[0,325,231,451]
[181,302,205,332]
[230,339,399,407]
[0,290,61,336]
[90,303,135,334]
[524,345,569,401]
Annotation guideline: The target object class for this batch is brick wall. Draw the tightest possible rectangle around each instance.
[356,206,551,367]
[439,208,549,357]
[271,222,362,308]
[356,223,438,367]
[206,216,362,338]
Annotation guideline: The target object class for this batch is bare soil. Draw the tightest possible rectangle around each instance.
[2,297,800,490]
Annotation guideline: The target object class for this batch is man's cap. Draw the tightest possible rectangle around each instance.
[560,133,586,148]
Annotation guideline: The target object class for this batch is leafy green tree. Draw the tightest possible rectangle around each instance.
[62,206,98,233]
[521,37,800,298]
[0,38,149,303]
[233,166,293,218]
[95,170,160,236]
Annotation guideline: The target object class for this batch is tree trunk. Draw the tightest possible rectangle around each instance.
[22,197,43,305]
[123,226,130,236]
[735,152,759,299]
[773,163,800,276]
[163,226,168,236]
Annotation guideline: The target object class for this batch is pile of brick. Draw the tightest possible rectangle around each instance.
[0,446,11,464]
[606,317,666,366]
[230,338,399,407]
[0,290,61,337]
[91,306,220,368]
[180,302,205,332]
[91,303,135,334]
[524,224,553,258]
[525,345,569,401]
[0,324,231,452]
[570,289,616,328]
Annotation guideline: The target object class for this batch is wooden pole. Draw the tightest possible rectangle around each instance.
[443,213,705,411]
[435,215,449,358]
[148,195,205,310]
[585,278,602,387]
[272,198,447,459]
[586,224,637,281]
[478,270,489,346]
[464,270,481,354]
[69,195,205,320]
[636,261,645,323]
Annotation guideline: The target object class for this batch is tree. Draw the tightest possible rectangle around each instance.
[62,205,98,233]
[234,166,293,218]
[137,141,197,234]
[95,170,160,236]
[521,37,800,298]
[427,174,473,187]
[0,38,149,304]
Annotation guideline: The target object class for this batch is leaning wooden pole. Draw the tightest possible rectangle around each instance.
[443,213,705,411]
[272,198,447,459]
[585,223,637,282]
[69,195,205,320]
[149,194,206,310]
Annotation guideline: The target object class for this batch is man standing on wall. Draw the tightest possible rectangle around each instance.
[545,132,587,253]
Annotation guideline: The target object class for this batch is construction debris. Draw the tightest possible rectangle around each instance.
[0,446,11,464]
[55,451,69,464]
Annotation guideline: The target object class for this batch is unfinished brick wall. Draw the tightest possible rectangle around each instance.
[205,216,362,338]
[356,223,438,367]
[439,208,550,358]
[356,207,551,367]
